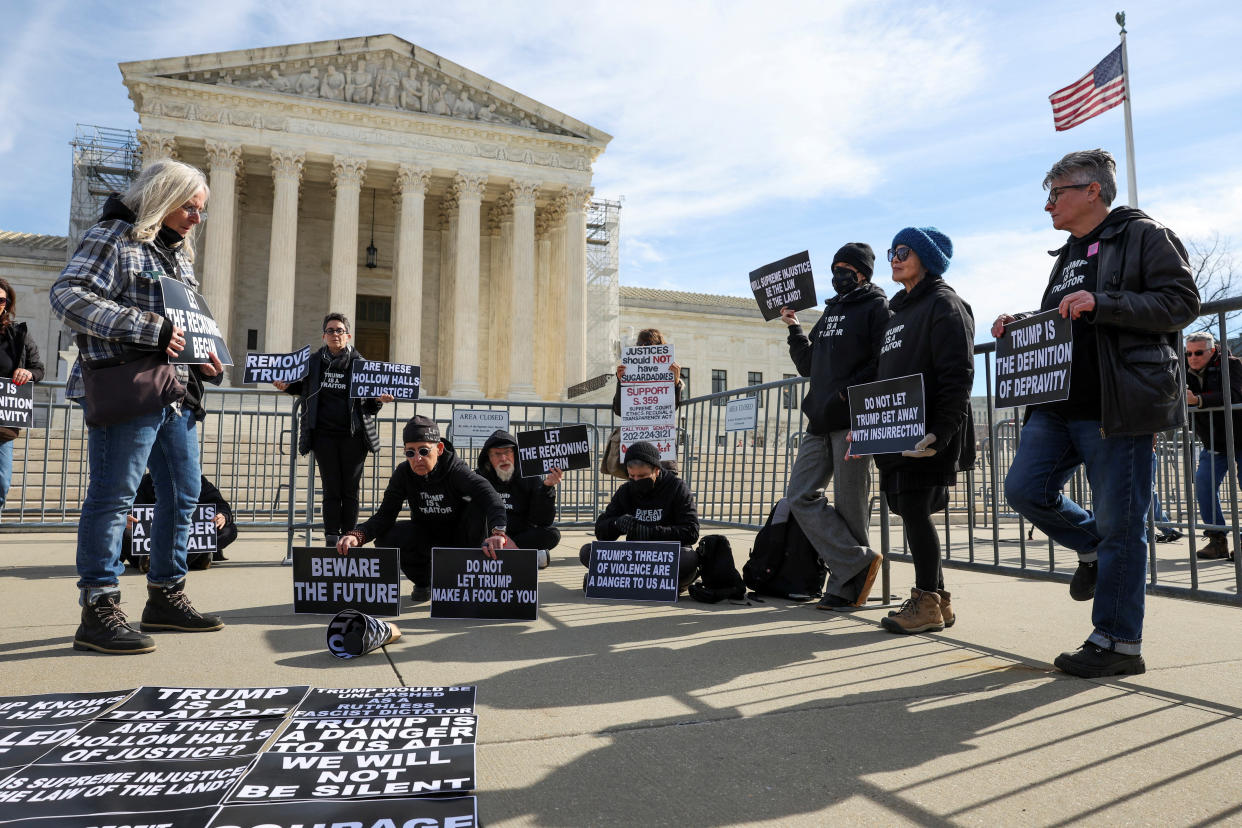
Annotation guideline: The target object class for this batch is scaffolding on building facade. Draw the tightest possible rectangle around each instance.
[586,198,621,379]
[67,125,141,258]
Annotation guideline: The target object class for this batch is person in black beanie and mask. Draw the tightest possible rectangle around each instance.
[338,415,508,603]
[580,440,700,591]
[274,312,391,547]
[780,243,891,610]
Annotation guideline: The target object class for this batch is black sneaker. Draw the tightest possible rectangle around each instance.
[1069,561,1097,601]
[410,585,431,603]
[140,582,224,632]
[73,593,156,655]
[816,593,853,611]
[1054,641,1146,678]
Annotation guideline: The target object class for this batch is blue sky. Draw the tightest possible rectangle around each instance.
[2,0,1239,342]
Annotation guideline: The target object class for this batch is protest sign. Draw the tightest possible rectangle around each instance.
[1,806,220,828]
[749,250,817,321]
[995,309,1073,408]
[584,541,680,602]
[515,425,591,477]
[291,546,401,616]
[430,548,538,621]
[0,691,131,728]
[103,686,310,722]
[0,725,81,774]
[0,757,250,820]
[208,796,479,828]
[348,359,420,400]
[847,374,926,455]
[620,344,676,385]
[269,715,477,754]
[619,425,677,462]
[451,408,510,441]
[294,687,476,719]
[130,503,217,564]
[227,744,475,803]
[242,345,311,385]
[160,276,233,366]
[37,717,278,765]
[0,381,33,429]
[725,396,758,432]
[620,382,676,425]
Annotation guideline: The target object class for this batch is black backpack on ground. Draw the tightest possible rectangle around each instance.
[687,535,746,604]
[742,499,827,601]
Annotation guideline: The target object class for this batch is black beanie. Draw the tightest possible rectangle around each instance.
[624,440,662,468]
[402,415,440,444]
[833,242,875,279]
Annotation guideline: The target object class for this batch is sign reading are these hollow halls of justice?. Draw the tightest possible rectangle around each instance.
[994,309,1073,408]
[160,276,233,366]
[348,360,421,400]
[749,250,817,321]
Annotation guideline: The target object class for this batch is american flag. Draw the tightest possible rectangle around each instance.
[1049,45,1126,131]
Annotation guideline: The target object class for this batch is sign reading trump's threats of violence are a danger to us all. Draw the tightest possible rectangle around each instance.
[516,425,591,477]
[430,548,539,621]
[243,345,311,385]
[291,546,401,617]
[293,687,476,719]
[585,541,680,602]
[749,250,817,321]
[847,374,926,455]
[160,276,233,366]
[348,359,421,400]
[0,379,33,428]
[995,309,1073,408]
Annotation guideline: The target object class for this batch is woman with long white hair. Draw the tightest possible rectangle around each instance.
[52,158,225,656]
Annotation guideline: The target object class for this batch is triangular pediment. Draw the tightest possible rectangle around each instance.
[119,34,608,144]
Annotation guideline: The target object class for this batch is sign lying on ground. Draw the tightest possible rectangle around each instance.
[430,548,538,621]
[207,796,479,828]
[103,686,310,722]
[348,359,421,400]
[293,687,476,719]
[37,717,277,764]
[0,380,33,428]
[749,250,817,321]
[269,715,478,754]
[516,425,591,477]
[995,309,1073,408]
[584,541,680,602]
[0,690,131,728]
[161,276,233,366]
[242,345,311,385]
[847,374,926,455]
[291,546,401,616]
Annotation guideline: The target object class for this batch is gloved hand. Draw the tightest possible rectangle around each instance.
[612,515,635,535]
[901,432,937,458]
[627,520,654,541]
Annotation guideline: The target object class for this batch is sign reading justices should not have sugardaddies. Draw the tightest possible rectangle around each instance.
[620,344,677,384]
[430,548,539,621]
[291,546,401,617]
[847,374,927,455]
[995,308,1074,408]
[749,250,818,321]
[0,380,33,429]
[585,541,681,602]
[348,359,421,400]
[242,345,311,384]
[516,424,591,477]
[160,276,234,366]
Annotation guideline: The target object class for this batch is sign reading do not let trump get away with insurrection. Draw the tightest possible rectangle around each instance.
[847,374,926,455]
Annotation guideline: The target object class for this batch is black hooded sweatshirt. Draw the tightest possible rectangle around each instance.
[786,280,892,434]
[356,440,507,543]
[476,430,556,533]
[594,469,699,547]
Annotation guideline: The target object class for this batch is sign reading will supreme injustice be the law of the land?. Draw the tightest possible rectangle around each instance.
[847,374,926,455]
[516,425,591,477]
[995,309,1073,408]
[348,359,421,400]
[242,345,311,385]
[749,250,817,321]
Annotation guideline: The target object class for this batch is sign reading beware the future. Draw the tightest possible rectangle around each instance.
[291,547,402,616]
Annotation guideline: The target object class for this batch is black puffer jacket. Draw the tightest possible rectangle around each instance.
[595,468,699,547]
[873,276,976,491]
[282,345,382,455]
[786,281,891,434]
[476,429,556,534]
[1187,349,1242,453]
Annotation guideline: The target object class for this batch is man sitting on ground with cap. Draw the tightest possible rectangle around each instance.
[580,440,700,591]
[337,415,509,603]
[476,429,563,569]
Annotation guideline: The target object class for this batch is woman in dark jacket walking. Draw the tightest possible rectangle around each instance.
[274,312,390,544]
[869,227,975,635]
[0,278,44,514]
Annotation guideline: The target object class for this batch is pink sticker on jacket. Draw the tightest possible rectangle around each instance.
[1087,242,1099,256]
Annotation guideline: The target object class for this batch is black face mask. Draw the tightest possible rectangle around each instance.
[631,477,656,494]
[831,270,859,295]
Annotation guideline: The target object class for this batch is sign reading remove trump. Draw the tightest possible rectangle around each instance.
[243,345,311,384]
[584,541,680,602]
[516,425,591,477]
[160,276,233,366]
[995,309,1073,408]
[749,250,817,321]
[291,547,401,616]
[847,374,926,455]
[348,359,421,400]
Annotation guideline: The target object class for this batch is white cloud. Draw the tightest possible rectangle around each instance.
[947,225,1064,342]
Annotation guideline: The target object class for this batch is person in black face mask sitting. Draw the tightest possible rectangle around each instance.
[579,440,700,591]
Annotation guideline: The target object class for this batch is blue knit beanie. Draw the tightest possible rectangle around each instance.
[891,227,953,276]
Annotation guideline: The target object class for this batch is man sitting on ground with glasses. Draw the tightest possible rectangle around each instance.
[337,415,509,603]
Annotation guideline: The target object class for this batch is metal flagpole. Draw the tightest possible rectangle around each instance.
[1117,11,1139,207]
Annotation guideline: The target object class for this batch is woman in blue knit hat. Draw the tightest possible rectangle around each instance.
[869,227,976,634]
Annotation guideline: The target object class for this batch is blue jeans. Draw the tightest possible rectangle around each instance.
[76,403,201,590]
[1194,447,1242,531]
[0,440,12,514]
[1003,409,1152,654]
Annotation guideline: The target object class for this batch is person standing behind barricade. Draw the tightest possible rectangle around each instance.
[580,440,701,591]
[337,415,509,604]
[996,149,1198,677]
[1184,331,1242,561]
[273,312,391,547]
[51,159,226,655]
[0,278,44,517]
[476,429,562,569]
[868,227,975,636]
[612,328,682,472]
[779,243,890,610]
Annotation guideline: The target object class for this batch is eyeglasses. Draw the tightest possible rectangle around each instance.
[1186,349,1210,357]
[180,205,208,220]
[323,328,349,336]
[0,297,7,306]
[404,447,435,458]
[831,266,858,279]
[886,246,913,263]
[1045,183,1090,206]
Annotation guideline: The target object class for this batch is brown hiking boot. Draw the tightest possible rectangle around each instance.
[1197,533,1229,560]
[937,589,955,628]
[880,588,944,635]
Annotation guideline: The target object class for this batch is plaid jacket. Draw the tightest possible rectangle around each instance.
[51,219,197,399]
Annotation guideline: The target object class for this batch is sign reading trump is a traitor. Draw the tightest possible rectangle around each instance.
[995,309,1073,408]
[749,250,817,321]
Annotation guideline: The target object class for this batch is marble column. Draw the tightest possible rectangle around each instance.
[436,190,459,394]
[202,141,242,341]
[562,186,593,392]
[448,172,487,398]
[136,130,177,165]
[264,149,304,353]
[508,181,540,399]
[392,165,430,367]
[533,210,553,399]
[329,157,367,317]
[546,196,568,397]
[487,191,514,398]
